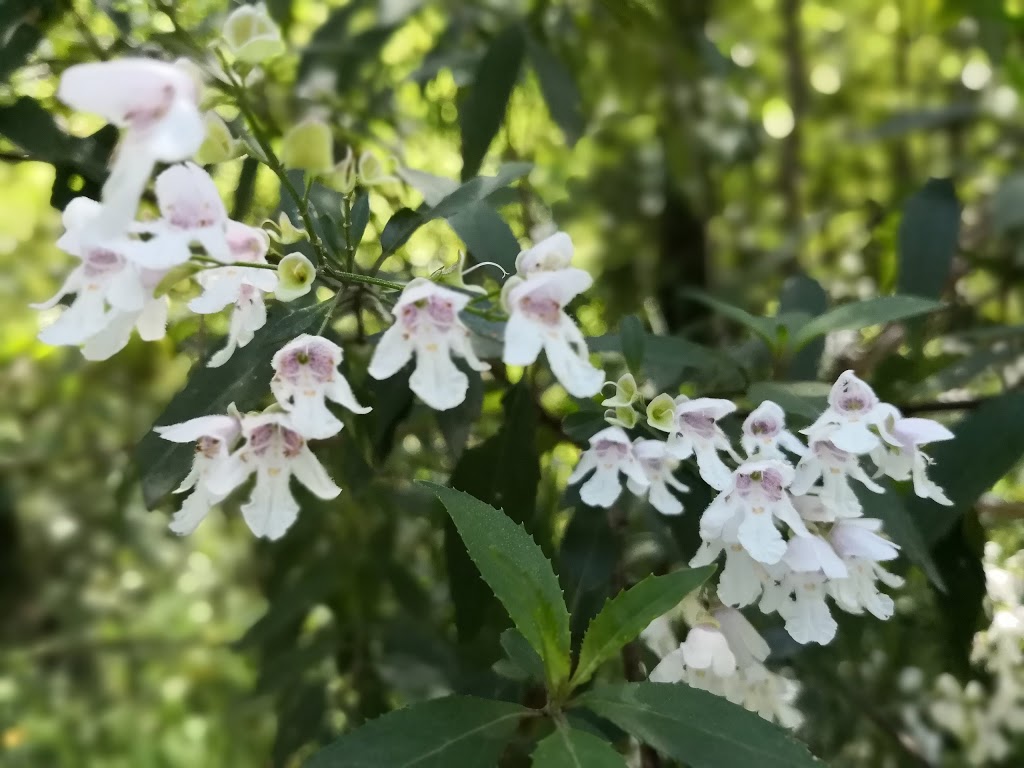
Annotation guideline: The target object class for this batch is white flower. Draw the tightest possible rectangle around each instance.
[761,571,838,645]
[648,395,740,490]
[690,521,778,608]
[514,231,574,277]
[502,268,604,398]
[827,518,904,620]
[209,411,341,540]
[627,438,689,515]
[58,58,204,238]
[154,412,241,535]
[368,279,489,411]
[640,615,680,658]
[734,664,804,729]
[568,426,648,507]
[871,417,954,506]
[803,370,898,454]
[790,439,883,520]
[829,518,900,562]
[741,401,806,459]
[680,625,738,676]
[713,606,770,669]
[191,222,279,368]
[271,334,370,439]
[699,459,810,565]
[79,268,169,360]
[134,163,232,266]
[782,534,849,579]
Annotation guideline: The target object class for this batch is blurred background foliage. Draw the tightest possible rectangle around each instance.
[5,0,1024,766]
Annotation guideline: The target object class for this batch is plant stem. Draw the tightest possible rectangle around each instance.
[190,255,278,271]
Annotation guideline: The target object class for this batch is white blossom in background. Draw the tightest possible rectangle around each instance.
[803,370,898,454]
[871,416,954,505]
[155,411,241,535]
[134,163,232,265]
[514,231,574,277]
[368,278,489,411]
[628,438,689,515]
[568,426,648,508]
[648,395,741,490]
[271,334,370,439]
[741,400,806,460]
[700,459,810,565]
[57,58,204,239]
[209,411,341,540]
[502,266,604,398]
[790,439,883,520]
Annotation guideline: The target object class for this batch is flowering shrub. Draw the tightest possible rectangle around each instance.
[9,2,1024,766]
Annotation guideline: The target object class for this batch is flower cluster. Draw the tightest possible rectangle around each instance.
[570,371,954,724]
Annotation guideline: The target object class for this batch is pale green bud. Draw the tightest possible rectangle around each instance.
[280,119,334,175]
[267,212,307,245]
[605,406,638,429]
[195,112,242,165]
[647,393,677,433]
[601,373,639,408]
[326,146,357,194]
[357,150,397,186]
[223,3,286,65]
[275,253,316,301]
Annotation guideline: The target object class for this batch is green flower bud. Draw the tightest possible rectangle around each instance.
[275,253,316,301]
[223,3,286,65]
[326,146,357,194]
[605,406,638,429]
[647,393,677,433]
[194,112,242,165]
[601,373,639,408]
[280,119,334,175]
[271,212,307,245]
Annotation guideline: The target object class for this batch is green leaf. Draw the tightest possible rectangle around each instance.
[350,191,371,246]
[153,262,205,297]
[380,163,531,257]
[526,35,585,145]
[500,628,545,681]
[792,295,942,349]
[135,300,332,508]
[930,512,987,679]
[532,726,626,768]
[682,290,780,345]
[558,506,617,652]
[460,24,526,179]
[746,381,830,420]
[856,484,944,590]
[578,683,824,768]
[305,695,529,768]
[778,275,827,379]
[0,1,61,80]
[423,482,572,689]
[570,567,714,688]
[619,315,645,377]
[587,333,743,391]
[897,178,961,299]
[909,391,1024,545]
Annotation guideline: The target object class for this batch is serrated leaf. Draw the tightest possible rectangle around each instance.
[570,567,714,688]
[526,35,585,145]
[500,628,545,681]
[792,295,942,349]
[460,24,526,179]
[135,300,332,508]
[909,391,1024,545]
[423,482,571,689]
[305,695,529,768]
[578,683,824,768]
[532,726,626,768]
[897,178,960,299]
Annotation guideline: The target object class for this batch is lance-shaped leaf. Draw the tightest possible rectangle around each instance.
[577,683,824,768]
[526,34,585,146]
[305,695,530,767]
[792,295,942,349]
[570,567,714,688]
[135,300,333,508]
[532,725,626,768]
[682,289,781,345]
[898,178,960,299]
[423,482,572,689]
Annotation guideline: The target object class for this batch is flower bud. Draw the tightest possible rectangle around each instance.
[326,146,357,194]
[647,393,677,432]
[604,405,638,429]
[222,3,286,65]
[280,119,333,175]
[601,373,639,408]
[357,150,397,186]
[269,212,307,245]
[195,112,242,165]
[275,253,316,301]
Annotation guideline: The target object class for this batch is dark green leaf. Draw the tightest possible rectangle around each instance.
[578,683,824,767]
[856,483,944,590]
[532,726,626,768]
[423,483,571,688]
[571,567,715,688]
[930,512,986,680]
[305,695,529,768]
[909,391,1024,545]
[746,381,830,421]
[559,507,618,652]
[0,1,60,80]
[897,178,961,299]
[682,290,780,345]
[350,191,371,247]
[135,301,332,508]
[619,316,645,377]
[779,275,827,379]
[460,24,526,179]
[792,296,942,349]
[588,333,742,392]
[500,629,545,681]
[526,35,585,145]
